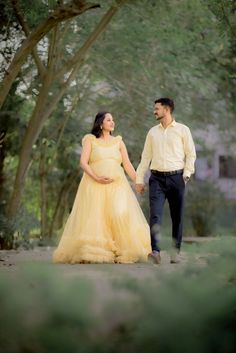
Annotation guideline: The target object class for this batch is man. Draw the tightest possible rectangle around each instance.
[136,98,196,264]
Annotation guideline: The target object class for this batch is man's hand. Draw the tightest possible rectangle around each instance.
[135,184,145,194]
[183,176,190,184]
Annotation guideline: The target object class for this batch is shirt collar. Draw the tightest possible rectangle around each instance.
[158,119,176,128]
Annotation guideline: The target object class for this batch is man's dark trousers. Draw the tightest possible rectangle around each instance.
[149,170,185,252]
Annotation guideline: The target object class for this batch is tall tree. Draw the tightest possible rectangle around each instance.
[0,0,100,107]
[1,0,127,248]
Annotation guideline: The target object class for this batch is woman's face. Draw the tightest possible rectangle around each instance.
[101,113,115,132]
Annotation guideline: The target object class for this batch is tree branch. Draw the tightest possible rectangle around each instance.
[11,0,46,79]
[0,0,100,109]
[55,0,127,80]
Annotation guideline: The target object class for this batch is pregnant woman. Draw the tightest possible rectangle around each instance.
[53,111,151,264]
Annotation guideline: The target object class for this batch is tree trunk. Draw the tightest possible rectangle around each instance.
[7,64,54,219]
[0,130,6,201]
[49,173,78,237]
[39,144,48,238]
[0,0,100,109]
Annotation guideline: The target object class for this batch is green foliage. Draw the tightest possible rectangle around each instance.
[0,213,15,249]
[0,239,235,353]
[0,266,95,353]
[205,0,236,38]
[0,206,40,249]
[0,0,15,32]
[186,180,224,236]
[218,199,236,236]
[87,0,233,128]
[14,206,40,247]
[18,0,57,29]
[126,242,236,353]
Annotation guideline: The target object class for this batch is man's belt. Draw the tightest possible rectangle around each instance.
[151,169,183,176]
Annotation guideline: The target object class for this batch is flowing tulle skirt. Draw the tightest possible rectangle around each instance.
[53,164,151,264]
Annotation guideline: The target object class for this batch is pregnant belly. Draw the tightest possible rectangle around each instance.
[90,159,124,181]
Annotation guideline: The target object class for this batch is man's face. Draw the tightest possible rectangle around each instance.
[153,103,166,120]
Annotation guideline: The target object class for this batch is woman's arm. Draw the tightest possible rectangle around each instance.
[80,138,113,184]
[120,140,136,182]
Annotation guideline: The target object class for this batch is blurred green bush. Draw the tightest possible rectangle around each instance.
[186,180,225,236]
[0,239,235,353]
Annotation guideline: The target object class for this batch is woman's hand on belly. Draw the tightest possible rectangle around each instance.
[95,176,114,184]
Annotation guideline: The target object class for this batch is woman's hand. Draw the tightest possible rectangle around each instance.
[95,176,114,184]
[135,184,145,194]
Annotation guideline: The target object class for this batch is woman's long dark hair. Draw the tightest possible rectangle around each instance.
[91,111,111,138]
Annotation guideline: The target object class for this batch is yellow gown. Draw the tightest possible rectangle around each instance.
[53,134,151,264]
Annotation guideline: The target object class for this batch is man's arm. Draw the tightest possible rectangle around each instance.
[183,127,196,180]
[136,132,152,191]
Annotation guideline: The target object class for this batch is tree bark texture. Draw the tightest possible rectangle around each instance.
[39,145,48,238]
[49,172,78,237]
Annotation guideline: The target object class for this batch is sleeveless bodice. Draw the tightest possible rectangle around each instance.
[82,134,124,181]
[87,135,122,164]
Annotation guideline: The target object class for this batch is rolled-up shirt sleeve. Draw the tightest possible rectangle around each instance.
[136,132,152,184]
[183,127,196,178]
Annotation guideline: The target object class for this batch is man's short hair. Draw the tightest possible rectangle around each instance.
[154,98,174,113]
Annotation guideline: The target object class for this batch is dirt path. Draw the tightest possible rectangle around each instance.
[0,247,198,305]
[0,245,204,279]
[0,236,215,275]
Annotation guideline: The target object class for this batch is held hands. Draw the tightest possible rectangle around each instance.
[96,176,114,184]
[183,176,190,184]
[135,184,145,194]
